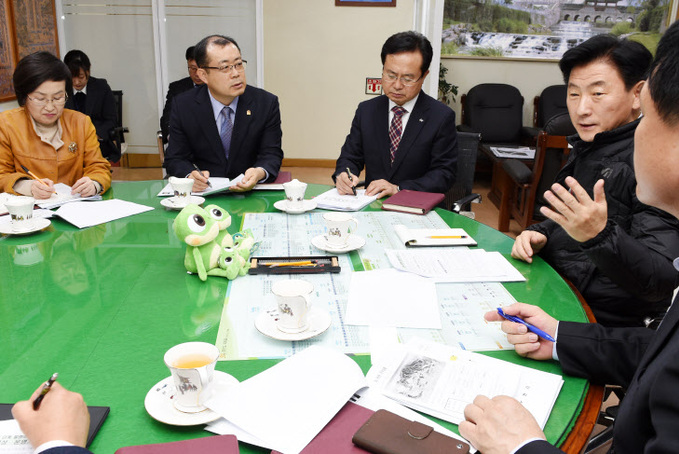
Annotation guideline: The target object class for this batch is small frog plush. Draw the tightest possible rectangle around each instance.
[172,204,240,281]
[204,204,233,248]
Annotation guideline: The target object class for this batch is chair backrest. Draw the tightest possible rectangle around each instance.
[533,113,575,208]
[444,131,481,211]
[462,83,523,143]
[110,90,130,159]
[533,85,568,128]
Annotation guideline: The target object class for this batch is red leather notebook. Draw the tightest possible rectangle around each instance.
[114,434,239,453]
[272,402,374,454]
[381,190,445,215]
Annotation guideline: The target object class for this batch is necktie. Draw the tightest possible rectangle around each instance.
[219,106,233,159]
[389,106,406,164]
[74,92,86,113]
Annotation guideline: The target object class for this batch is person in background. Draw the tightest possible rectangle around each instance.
[0,52,111,199]
[160,46,204,144]
[63,50,119,163]
[460,20,679,454]
[163,34,283,192]
[510,34,679,327]
[13,381,92,454]
[334,31,457,198]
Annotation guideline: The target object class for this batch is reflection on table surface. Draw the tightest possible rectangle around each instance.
[0,181,591,453]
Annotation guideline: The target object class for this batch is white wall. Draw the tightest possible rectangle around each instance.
[263,0,416,161]
[442,57,564,126]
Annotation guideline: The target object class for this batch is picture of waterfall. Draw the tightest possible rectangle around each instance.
[442,0,673,59]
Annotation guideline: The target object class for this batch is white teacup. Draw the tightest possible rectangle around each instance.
[168,176,194,203]
[272,279,314,333]
[282,179,307,212]
[164,341,219,413]
[323,212,358,248]
[5,196,35,232]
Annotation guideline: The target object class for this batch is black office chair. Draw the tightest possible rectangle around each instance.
[533,85,568,128]
[110,90,130,163]
[443,131,482,215]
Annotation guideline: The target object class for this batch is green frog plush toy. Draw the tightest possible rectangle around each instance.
[204,204,233,248]
[173,204,246,281]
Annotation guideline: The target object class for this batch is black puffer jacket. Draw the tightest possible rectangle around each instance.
[528,119,679,327]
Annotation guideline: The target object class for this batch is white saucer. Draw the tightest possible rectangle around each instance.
[311,234,365,253]
[160,196,206,210]
[255,307,332,341]
[144,370,238,426]
[273,199,317,214]
[0,217,51,236]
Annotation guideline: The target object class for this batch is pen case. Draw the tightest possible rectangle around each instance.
[352,409,470,454]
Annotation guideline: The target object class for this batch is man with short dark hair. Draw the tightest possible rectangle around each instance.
[461,23,679,454]
[63,50,119,162]
[334,31,457,198]
[511,34,679,327]
[164,35,283,192]
[159,46,204,144]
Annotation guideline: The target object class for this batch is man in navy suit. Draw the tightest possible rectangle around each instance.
[164,35,283,192]
[334,31,457,198]
[159,46,204,144]
[12,382,92,454]
[459,21,679,454]
[64,50,119,162]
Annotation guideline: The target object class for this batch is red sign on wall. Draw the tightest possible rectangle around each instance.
[365,78,382,95]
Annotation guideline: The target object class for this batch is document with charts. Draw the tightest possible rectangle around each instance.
[215,211,515,360]
[367,338,563,428]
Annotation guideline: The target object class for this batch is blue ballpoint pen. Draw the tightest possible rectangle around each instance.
[497,307,556,342]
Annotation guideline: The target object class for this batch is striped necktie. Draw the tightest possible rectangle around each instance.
[389,106,406,165]
[220,106,233,159]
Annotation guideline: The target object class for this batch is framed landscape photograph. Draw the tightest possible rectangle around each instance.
[441,0,676,60]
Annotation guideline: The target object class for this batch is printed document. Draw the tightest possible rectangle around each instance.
[36,183,102,209]
[386,248,526,282]
[367,338,563,428]
[156,174,245,197]
[313,188,377,211]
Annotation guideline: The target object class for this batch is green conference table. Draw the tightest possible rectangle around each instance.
[0,181,600,453]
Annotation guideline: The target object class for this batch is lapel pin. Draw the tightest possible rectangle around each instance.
[246,110,252,116]
[68,142,78,153]
[419,118,424,122]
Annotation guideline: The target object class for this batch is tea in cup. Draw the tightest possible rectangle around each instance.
[5,196,35,232]
[272,279,314,333]
[322,212,358,248]
[164,341,219,413]
[168,176,194,203]
[282,179,307,212]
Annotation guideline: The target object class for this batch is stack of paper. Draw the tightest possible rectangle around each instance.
[52,200,154,229]
[313,188,377,211]
[36,183,102,209]
[156,174,244,197]
[386,248,525,282]
[394,225,477,247]
[367,338,563,428]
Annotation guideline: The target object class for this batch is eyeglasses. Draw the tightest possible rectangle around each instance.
[382,69,422,87]
[201,60,247,74]
[187,66,199,73]
[27,94,68,107]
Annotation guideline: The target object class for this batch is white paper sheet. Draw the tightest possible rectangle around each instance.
[312,188,377,211]
[35,183,102,209]
[345,269,442,329]
[54,199,154,228]
[156,174,244,197]
[386,248,526,282]
[205,346,367,454]
[489,146,536,160]
[0,419,33,453]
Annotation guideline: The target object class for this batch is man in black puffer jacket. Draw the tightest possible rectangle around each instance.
[511,35,679,327]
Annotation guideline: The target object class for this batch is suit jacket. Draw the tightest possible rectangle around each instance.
[160,76,196,143]
[65,76,119,161]
[518,291,679,454]
[43,447,92,454]
[163,84,283,182]
[334,92,457,194]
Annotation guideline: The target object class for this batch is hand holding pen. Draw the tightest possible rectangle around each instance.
[12,377,90,448]
[21,165,55,199]
[484,303,558,360]
[189,164,211,192]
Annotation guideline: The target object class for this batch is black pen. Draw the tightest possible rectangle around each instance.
[33,372,58,410]
[192,163,212,188]
[345,168,357,196]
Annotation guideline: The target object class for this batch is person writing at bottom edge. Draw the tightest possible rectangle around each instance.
[333,31,457,199]
[13,382,91,454]
[163,34,283,193]
[459,20,679,454]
